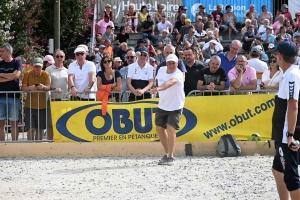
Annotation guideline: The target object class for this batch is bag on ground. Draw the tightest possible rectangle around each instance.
[217,134,241,157]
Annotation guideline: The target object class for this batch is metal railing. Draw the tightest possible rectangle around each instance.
[187,90,278,96]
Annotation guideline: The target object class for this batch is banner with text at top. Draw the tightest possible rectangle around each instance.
[51,95,275,142]
[184,0,273,22]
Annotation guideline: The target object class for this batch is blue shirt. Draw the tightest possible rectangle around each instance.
[96,70,122,85]
[261,33,275,44]
[155,59,187,75]
[217,52,237,88]
[293,31,299,41]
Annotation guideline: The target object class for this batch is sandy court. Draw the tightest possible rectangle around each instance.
[0,156,280,200]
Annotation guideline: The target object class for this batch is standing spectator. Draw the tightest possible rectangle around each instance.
[139,6,148,24]
[96,15,114,35]
[68,46,96,101]
[271,41,300,200]
[197,55,226,91]
[247,46,268,72]
[242,25,257,52]
[117,42,128,63]
[126,50,154,101]
[45,49,68,140]
[183,28,197,49]
[151,54,185,166]
[244,4,259,21]
[157,15,173,34]
[102,4,114,22]
[21,57,51,140]
[141,15,156,44]
[223,5,239,40]
[183,47,205,95]
[196,4,208,23]
[0,43,22,141]
[125,3,138,33]
[119,50,137,102]
[158,29,171,50]
[261,55,282,90]
[217,40,242,88]
[228,55,257,91]
[155,4,165,24]
[262,26,275,50]
[259,5,273,24]
[273,15,285,36]
[43,55,55,70]
[203,40,218,60]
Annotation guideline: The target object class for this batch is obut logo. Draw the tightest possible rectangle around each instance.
[56,102,197,142]
[191,3,201,17]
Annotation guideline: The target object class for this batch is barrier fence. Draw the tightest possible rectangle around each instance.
[0,90,277,143]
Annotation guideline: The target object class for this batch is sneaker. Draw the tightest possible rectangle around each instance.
[166,156,175,166]
[219,36,223,41]
[158,154,168,165]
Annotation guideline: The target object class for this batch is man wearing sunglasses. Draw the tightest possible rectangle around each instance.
[68,46,96,101]
[126,49,154,101]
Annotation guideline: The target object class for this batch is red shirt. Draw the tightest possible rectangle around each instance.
[211,11,223,25]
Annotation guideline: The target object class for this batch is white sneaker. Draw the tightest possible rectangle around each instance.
[219,36,223,41]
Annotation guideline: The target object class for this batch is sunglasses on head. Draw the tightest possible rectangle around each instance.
[55,55,64,58]
[75,52,85,56]
[126,56,135,59]
[103,60,112,64]
[269,59,277,63]
[140,53,148,57]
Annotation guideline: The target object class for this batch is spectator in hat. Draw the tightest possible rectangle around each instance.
[250,37,265,53]
[203,40,218,60]
[259,5,273,24]
[204,14,218,30]
[113,57,123,70]
[177,18,193,43]
[261,26,275,50]
[96,15,114,35]
[266,43,276,58]
[157,15,173,34]
[141,15,156,44]
[43,55,54,70]
[196,4,208,23]
[248,46,268,72]
[261,55,282,90]
[260,53,269,63]
[176,6,187,21]
[158,29,171,50]
[125,3,138,33]
[135,39,148,53]
[102,4,114,22]
[275,4,294,26]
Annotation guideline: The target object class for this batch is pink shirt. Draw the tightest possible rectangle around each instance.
[272,21,283,36]
[97,20,114,35]
[228,66,257,86]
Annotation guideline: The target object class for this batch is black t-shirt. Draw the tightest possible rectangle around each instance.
[184,60,205,96]
[116,33,129,43]
[0,58,22,98]
[117,49,127,62]
[199,67,227,86]
[174,20,185,32]
[141,21,154,33]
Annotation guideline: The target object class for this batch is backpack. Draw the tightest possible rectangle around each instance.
[217,134,241,157]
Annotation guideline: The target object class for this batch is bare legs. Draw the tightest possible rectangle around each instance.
[156,125,176,157]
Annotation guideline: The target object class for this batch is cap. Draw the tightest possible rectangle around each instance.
[185,18,191,22]
[162,29,169,34]
[77,44,88,52]
[276,41,298,57]
[197,16,202,20]
[251,46,262,55]
[140,49,149,54]
[266,26,273,30]
[74,47,86,53]
[182,6,187,10]
[106,25,113,29]
[199,4,205,9]
[210,40,218,44]
[261,53,269,62]
[43,55,54,64]
[166,54,178,62]
[113,57,122,62]
[99,44,105,49]
[256,37,264,41]
[282,4,288,9]
[268,43,275,49]
[205,59,210,64]
[33,57,43,67]
[207,14,212,18]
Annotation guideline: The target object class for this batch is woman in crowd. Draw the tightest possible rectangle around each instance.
[175,6,184,21]
[277,26,292,41]
[155,4,165,24]
[125,4,138,33]
[43,55,54,70]
[294,12,300,30]
[222,5,239,40]
[102,4,114,22]
[259,5,273,24]
[283,19,294,36]
[206,21,219,42]
[273,14,285,35]
[247,12,258,34]
[139,6,148,24]
[261,55,282,90]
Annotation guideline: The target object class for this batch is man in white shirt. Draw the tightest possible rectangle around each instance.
[68,46,96,100]
[157,15,173,34]
[151,54,185,166]
[247,46,268,72]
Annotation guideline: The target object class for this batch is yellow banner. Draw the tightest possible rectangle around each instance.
[51,95,275,142]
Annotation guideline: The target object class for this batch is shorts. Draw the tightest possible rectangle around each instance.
[25,108,47,129]
[155,108,182,130]
[219,24,228,31]
[272,141,300,191]
[0,97,20,121]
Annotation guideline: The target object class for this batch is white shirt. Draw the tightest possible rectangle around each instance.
[46,64,68,100]
[157,21,171,32]
[202,41,224,52]
[68,61,96,99]
[247,58,268,72]
[127,62,154,81]
[262,69,283,86]
[156,66,185,111]
[278,66,300,144]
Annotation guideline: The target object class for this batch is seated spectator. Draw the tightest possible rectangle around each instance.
[273,15,284,36]
[283,19,294,36]
[246,12,258,34]
[259,5,273,24]
[241,19,251,39]
[294,33,300,49]
[145,38,157,57]
[155,4,165,24]
[194,23,207,46]
[141,15,156,44]
[183,28,197,49]
[242,25,257,52]
[117,42,128,63]
[223,5,239,40]
[211,4,227,40]
[258,19,271,35]
[139,6,148,24]
[261,26,275,50]
[206,20,219,42]
[135,39,148,53]
[294,12,300,31]
[277,26,292,41]
[275,4,294,26]
[177,18,193,42]
[103,39,113,57]
[178,51,184,60]
[261,55,282,90]
[125,3,138,33]
[96,15,114,35]
[157,15,173,34]
[194,16,203,31]
[175,6,183,21]
[266,43,276,58]
[102,25,114,44]
[260,53,269,63]
[293,26,300,41]
[116,26,129,46]
[228,55,257,91]
[202,40,224,52]
[149,57,157,70]
[196,4,208,23]
[247,46,268,72]
[175,41,183,57]
[244,4,259,21]
[102,4,114,22]
[197,55,226,91]
[95,33,102,46]
[158,29,171,50]
[250,37,265,52]
[203,40,218,60]
[113,57,123,70]
[174,14,186,39]
[204,14,218,30]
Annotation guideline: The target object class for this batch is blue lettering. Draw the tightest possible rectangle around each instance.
[86,110,111,135]
[134,108,152,133]
[112,109,133,134]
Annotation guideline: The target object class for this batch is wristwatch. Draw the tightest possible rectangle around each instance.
[286,132,294,137]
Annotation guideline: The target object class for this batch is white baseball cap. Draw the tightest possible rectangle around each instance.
[166,54,178,62]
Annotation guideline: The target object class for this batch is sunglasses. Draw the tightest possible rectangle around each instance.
[140,53,148,57]
[103,60,112,64]
[269,59,277,63]
[75,52,85,56]
[126,56,136,59]
[55,55,64,58]
[297,15,300,17]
